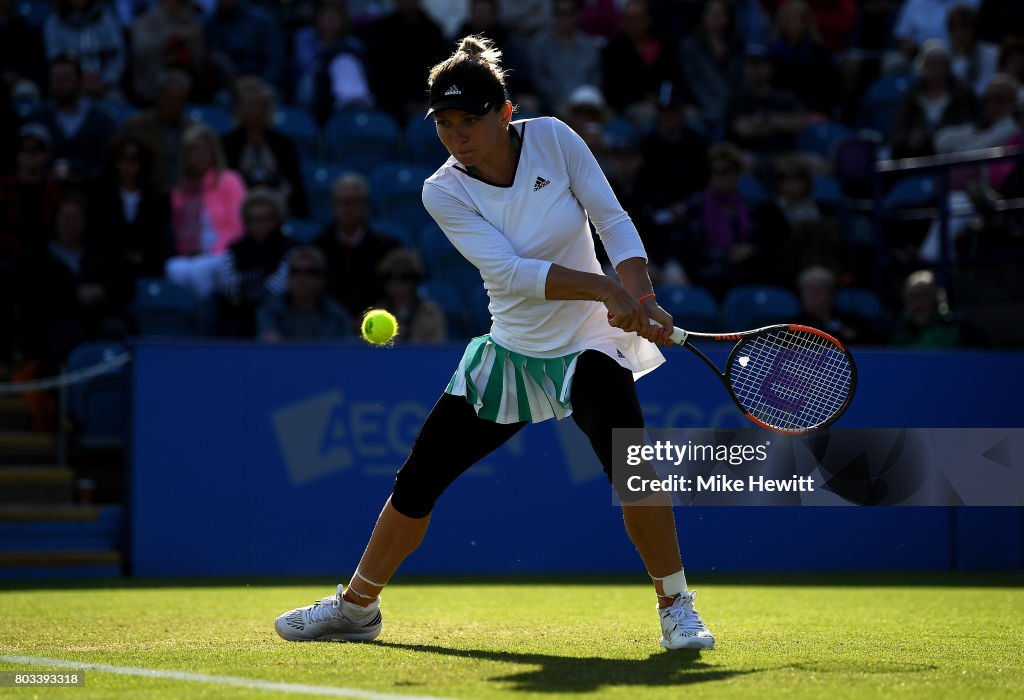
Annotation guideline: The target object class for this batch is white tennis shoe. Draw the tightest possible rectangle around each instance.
[659,590,715,650]
[275,584,382,642]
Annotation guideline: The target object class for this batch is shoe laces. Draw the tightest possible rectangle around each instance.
[666,590,706,631]
[306,584,345,624]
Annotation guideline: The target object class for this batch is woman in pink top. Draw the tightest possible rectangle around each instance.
[165,123,246,299]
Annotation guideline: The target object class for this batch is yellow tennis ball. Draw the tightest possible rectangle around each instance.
[361,309,399,345]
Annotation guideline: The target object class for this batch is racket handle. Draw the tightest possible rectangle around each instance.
[649,319,689,345]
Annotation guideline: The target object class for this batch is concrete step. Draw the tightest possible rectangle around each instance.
[0,549,123,578]
[0,504,100,522]
[0,466,75,503]
[0,430,58,464]
[0,397,29,431]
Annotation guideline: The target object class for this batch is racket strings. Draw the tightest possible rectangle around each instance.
[729,329,853,431]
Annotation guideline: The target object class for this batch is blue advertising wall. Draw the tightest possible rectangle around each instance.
[130,342,1024,577]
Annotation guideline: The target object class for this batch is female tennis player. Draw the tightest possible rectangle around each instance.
[275,35,714,651]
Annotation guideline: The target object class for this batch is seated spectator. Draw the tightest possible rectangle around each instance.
[947,4,999,98]
[0,124,64,262]
[560,85,612,164]
[530,0,602,115]
[782,0,858,53]
[997,35,1024,84]
[679,0,745,128]
[120,70,198,192]
[724,44,808,156]
[365,0,449,122]
[889,0,980,71]
[935,72,1019,153]
[166,123,246,299]
[754,153,845,285]
[499,0,551,40]
[313,172,401,319]
[43,0,126,98]
[22,194,127,375]
[29,55,116,182]
[578,0,622,40]
[889,269,987,347]
[257,246,354,341]
[292,0,372,121]
[889,40,977,159]
[458,0,534,99]
[223,76,309,219]
[601,0,679,125]
[205,0,285,93]
[794,265,862,345]
[679,143,765,298]
[375,248,446,343]
[90,135,171,287]
[215,189,293,336]
[769,0,838,115]
[131,0,206,105]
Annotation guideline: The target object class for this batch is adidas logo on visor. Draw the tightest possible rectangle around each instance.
[444,85,462,96]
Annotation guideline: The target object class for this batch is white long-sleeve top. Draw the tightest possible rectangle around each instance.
[422,116,663,375]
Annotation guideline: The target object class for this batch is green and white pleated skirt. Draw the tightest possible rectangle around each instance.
[445,334,664,424]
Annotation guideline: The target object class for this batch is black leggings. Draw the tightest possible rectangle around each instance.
[391,350,645,518]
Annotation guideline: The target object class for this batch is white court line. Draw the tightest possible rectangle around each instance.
[0,655,453,700]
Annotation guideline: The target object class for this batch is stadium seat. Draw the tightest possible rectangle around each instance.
[420,279,468,339]
[659,285,720,331]
[858,74,913,136]
[12,96,38,120]
[17,0,49,27]
[723,285,800,330]
[737,173,768,205]
[186,103,235,134]
[604,116,638,142]
[284,218,322,244]
[130,278,200,336]
[274,106,320,160]
[418,223,480,298]
[369,162,434,234]
[301,160,351,225]
[835,287,887,322]
[65,341,128,449]
[797,121,852,158]
[884,175,938,210]
[370,218,415,248]
[812,174,843,207]
[324,109,401,174]
[404,116,451,167]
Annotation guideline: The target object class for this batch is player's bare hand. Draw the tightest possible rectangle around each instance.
[604,287,648,334]
[640,300,674,346]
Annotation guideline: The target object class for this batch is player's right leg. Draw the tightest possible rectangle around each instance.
[274,393,524,642]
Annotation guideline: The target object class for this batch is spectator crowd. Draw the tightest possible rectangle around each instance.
[3,0,1024,390]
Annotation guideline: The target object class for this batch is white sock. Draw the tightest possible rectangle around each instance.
[651,569,688,598]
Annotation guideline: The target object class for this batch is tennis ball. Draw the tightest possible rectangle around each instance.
[361,309,399,346]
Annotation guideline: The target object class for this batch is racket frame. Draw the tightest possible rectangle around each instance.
[669,323,858,435]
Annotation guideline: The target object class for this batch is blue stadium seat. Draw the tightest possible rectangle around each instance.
[420,279,468,339]
[369,162,434,234]
[284,218,322,244]
[130,278,200,336]
[404,116,451,167]
[465,285,492,337]
[858,74,913,136]
[186,103,235,134]
[884,175,937,209]
[835,287,887,322]
[17,0,49,27]
[797,121,852,158]
[301,160,351,225]
[324,109,401,174]
[418,223,480,298]
[274,106,320,160]
[12,97,38,120]
[812,174,843,207]
[659,285,720,331]
[65,341,127,449]
[737,173,768,205]
[723,285,800,330]
[604,116,638,142]
[370,218,415,248]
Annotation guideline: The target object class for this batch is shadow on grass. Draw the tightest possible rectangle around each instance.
[373,641,755,694]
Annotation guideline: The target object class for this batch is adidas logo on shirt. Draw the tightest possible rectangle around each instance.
[533,176,551,191]
[444,84,462,96]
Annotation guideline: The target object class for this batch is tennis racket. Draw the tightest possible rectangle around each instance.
[659,322,856,434]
